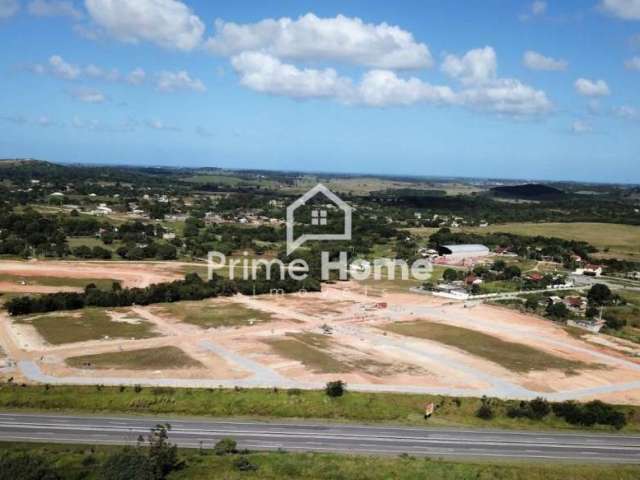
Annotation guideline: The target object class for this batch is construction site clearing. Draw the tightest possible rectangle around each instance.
[0,260,640,405]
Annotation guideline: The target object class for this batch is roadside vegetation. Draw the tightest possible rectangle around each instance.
[0,383,637,433]
[2,440,640,480]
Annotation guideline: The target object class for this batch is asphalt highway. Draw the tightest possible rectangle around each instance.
[0,413,639,463]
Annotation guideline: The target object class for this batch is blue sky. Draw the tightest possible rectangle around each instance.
[0,0,639,183]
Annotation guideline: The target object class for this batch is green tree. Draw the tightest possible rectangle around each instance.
[0,452,60,480]
[442,268,459,282]
[546,302,569,319]
[587,284,613,306]
[325,380,346,397]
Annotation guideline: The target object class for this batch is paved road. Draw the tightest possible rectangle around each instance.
[0,413,639,463]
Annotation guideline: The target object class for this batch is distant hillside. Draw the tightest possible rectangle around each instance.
[491,183,565,200]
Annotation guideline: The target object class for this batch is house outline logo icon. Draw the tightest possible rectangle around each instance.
[286,183,352,255]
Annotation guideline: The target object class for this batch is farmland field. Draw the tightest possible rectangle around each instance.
[468,223,640,259]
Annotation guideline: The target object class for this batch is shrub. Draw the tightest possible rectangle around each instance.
[214,438,237,456]
[476,396,494,420]
[552,400,627,429]
[233,456,258,472]
[325,380,346,398]
[0,452,60,480]
[100,447,153,480]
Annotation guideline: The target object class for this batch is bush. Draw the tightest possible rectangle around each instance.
[325,380,346,398]
[476,396,494,420]
[552,400,627,430]
[507,397,550,420]
[233,456,258,472]
[0,452,60,480]
[101,447,153,480]
[214,438,237,456]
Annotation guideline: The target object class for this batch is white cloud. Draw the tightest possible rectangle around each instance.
[69,87,107,103]
[72,116,137,132]
[37,115,53,127]
[30,56,151,88]
[231,51,352,99]
[519,1,547,20]
[49,55,81,79]
[207,13,432,69]
[0,0,19,19]
[459,79,552,116]
[127,67,146,85]
[615,105,639,119]
[85,0,204,51]
[572,120,592,133]
[625,56,640,69]
[28,0,83,19]
[574,78,610,96]
[231,51,551,115]
[531,1,548,15]
[147,119,180,131]
[523,51,568,71]
[355,69,456,107]
[155,70,206,92]
[441,46,497,85]
[600,0,640,20]
[84,64,120,81]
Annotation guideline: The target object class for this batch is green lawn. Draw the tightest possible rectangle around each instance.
[479,280,522,294]
[15,308,157,345]
[2,443,639,480]
[65,346,202,370]
[382,320,593,373]
[154,301,274,328]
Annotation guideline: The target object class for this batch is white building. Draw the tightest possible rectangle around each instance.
[438,244,490,261]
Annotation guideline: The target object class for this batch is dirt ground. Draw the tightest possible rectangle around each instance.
[1,260,640,403]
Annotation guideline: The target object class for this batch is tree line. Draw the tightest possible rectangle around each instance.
[5,272,320,316]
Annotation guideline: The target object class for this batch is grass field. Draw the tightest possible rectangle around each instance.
[15,308,157,345]
[67,236,117,251]
[65,346,202,370]
[0,274,119,290]
[471,223,640,259]
[0,384,638,433]
[2,443,639,480]
[407,222,640,259]
[266,332,351,373]
[382,321,592,373]
[154,301,274,329]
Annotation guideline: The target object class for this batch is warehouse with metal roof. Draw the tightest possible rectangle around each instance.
[437,244,490,258]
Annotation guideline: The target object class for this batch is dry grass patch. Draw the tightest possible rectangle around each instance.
[382,320,593,373]
[66,346,202,370]
[266,332,418,376]
[155,301,274,328]
[15,308,158,345]
[266,333,351,373]
[0,274,118,291]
